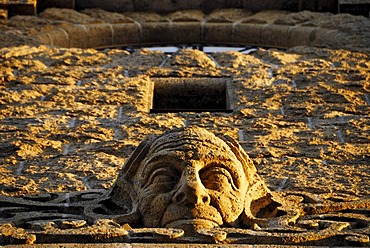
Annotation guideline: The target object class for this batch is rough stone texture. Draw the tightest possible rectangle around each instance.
[109,127,281,232]
[0,6,370,247]
[39,7,98,23]
[206,8,253,22]
[80,8,134,23]
[170,49,216,68]
[0,129,369,245]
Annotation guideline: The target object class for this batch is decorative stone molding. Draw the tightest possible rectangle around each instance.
[33,9,341,49]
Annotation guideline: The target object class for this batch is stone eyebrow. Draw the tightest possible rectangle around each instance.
[201,160,242,189]
[140,152,183,181]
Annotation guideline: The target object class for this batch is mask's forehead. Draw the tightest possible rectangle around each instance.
[136,130,246,183]
[149,127,227,155]
[123,127,249,182]
[142,138,233,169]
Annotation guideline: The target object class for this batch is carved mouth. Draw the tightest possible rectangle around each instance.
[164,218,220,229]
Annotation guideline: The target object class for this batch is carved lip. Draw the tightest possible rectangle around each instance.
[164,218,220,229]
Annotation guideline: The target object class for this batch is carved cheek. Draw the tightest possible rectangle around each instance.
[139,192,173,227]
[212,189,245,223]
[199,164,247,223]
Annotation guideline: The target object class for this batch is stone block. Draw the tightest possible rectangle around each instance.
[261,24,291,48]
[111,23,141,47]
[140,22,172,46]
[171,22,203,44]
[203,23,234,45]
[232,23,263,46]
[33,32,52,45]
[44,28,70,47]
[311,28,340,47]
[84,24,114,48]
[60,24,88,48]
[167,9,205,22]
[287,25,316,47]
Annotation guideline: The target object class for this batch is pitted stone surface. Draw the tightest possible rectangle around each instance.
[1,6,370,246]
[0,129,369,245]
[108,127,282,232]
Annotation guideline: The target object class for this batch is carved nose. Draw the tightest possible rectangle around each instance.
[172,179,211,205]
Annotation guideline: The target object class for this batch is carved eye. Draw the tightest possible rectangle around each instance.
[200,166,237,191]
[146,167,179,192]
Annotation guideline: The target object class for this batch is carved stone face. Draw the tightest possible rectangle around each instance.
[132,130,248,230]
[109,127,278,231]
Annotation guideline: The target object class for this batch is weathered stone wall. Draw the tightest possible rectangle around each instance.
[1,4,370,245]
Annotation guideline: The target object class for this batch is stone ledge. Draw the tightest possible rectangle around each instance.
[33,18,341,49]
[34,22,340,49]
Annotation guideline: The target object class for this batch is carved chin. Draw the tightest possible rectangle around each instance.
[164,219,220,230]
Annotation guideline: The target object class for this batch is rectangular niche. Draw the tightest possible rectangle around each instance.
[149,77,233,113]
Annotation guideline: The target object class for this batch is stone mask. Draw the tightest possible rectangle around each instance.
[107,126,280,231]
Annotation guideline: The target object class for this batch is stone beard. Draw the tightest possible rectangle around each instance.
[108,126,280,231]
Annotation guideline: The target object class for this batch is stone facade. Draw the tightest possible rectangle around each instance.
[0,2,370,246]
